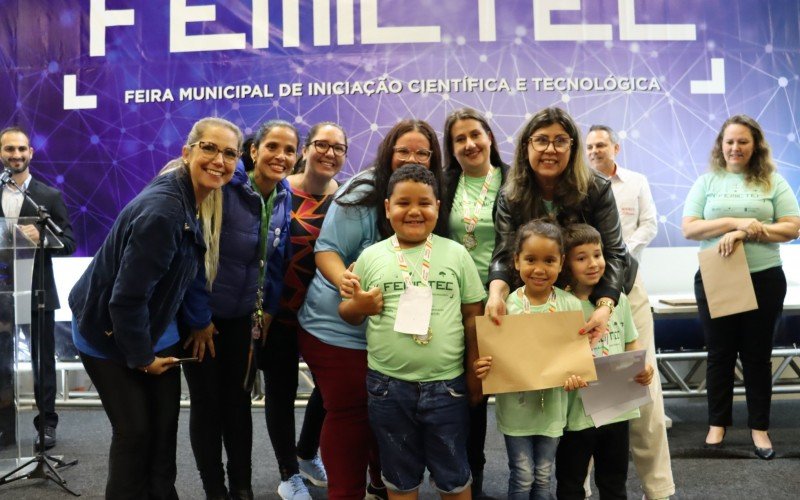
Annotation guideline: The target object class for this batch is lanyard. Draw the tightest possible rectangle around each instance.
[519,286,557,411]
[390,233,433,288]
[460,167,495,232]
[248,172,277,329]
[520,287,557,314]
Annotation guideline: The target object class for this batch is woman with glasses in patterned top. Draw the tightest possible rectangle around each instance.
[296,119,447,500]
[260,122,348,499]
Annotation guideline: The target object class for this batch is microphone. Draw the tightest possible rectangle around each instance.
[0,168,12,187]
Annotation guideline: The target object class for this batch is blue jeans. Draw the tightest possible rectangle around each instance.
[366,369,471,494]
[504,434,559,500]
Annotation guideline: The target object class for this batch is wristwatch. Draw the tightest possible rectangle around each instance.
[595,298,615,315]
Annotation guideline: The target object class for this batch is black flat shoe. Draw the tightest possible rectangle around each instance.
[704,427,726,448]
[754,446,775,460]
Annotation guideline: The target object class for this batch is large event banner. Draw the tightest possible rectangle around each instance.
[1,1,799,256]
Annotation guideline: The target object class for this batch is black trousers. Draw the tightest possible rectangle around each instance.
[182,315,253,495]
[31,309,58,430]
[556,420,630,500]
[261,321,326,481]
[467,396,488,475]
[80,345,181,500]
[695,266,786,430]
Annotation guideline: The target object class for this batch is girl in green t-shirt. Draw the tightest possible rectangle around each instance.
[473,219,582,500]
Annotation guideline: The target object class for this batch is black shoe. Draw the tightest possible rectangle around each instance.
[752,430,775,460]
[754,446,775,460]
[366,482,388,500]
[703,427,726,449]
[34,426,56,451]
[229,489,254,500]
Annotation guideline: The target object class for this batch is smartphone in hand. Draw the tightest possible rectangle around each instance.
[171,357,200,364]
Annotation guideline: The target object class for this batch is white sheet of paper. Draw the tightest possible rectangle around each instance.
[590,394,652,427]
[580,350,651,426]
[394,285,432,335]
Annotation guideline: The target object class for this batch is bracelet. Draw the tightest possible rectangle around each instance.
[595,298,615,315]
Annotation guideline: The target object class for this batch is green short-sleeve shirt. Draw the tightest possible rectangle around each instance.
[448,168,503,286]
[565,294,640,431]
[354,235,486,382]
[493,286,584,437]
[683,171,800,272]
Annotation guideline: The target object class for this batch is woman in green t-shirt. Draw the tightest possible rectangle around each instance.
[440,107,508,498]
[682,114,800,459]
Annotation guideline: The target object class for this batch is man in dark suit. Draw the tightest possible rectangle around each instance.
[0,126,75,450]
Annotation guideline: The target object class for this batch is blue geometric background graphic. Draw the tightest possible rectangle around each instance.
[1,1,799,256]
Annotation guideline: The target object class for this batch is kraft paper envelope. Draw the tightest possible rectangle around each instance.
[476,311,597,394]
[698,244,758,319]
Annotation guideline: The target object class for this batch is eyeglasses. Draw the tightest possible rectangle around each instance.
[528,136,573,153]
[311,140,347,157]
[190,141,240,164]
[393,146,433,162]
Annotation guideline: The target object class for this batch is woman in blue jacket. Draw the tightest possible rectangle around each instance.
[179,120,296,499]
[68,117,242,499]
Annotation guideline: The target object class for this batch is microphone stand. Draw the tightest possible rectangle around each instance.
[0,172,79,496]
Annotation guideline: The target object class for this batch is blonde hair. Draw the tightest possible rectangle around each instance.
[162,116,243,290]
[710,115,774,191]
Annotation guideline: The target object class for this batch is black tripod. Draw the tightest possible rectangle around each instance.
[0,172,79,495]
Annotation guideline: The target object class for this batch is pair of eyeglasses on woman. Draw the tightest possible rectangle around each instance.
[311,140,348,157]
[393,146,433,162]
[528,136,573,153]
[190,141,241,164]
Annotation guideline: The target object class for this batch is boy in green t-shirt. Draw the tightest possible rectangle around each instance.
[555,224,654,500]
[339,164,485,498]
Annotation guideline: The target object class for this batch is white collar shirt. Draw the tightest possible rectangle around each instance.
[2,174,32,219]
[607,164,658,262]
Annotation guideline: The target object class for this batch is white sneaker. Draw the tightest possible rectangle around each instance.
[277,474,312,500]
[298,454,328,487]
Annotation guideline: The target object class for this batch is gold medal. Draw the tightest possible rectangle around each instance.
[462,232,478,251]
[413,328,433,346]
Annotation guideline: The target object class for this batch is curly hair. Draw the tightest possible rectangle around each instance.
[710,114,775,191]
[387,164,439,199]
[504,107,591,218]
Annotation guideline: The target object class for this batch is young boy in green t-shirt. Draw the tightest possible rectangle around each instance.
[339,164,485,499]
[555,223,654,500]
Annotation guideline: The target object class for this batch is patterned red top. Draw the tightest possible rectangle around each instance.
[273,186,335,329]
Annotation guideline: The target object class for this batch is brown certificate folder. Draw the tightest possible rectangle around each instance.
[476,311,597,394]
[698,244,758,318]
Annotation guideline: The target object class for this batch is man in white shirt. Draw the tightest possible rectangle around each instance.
[1,127,75,451]
[586,125,657,262]
[586,125,674,500]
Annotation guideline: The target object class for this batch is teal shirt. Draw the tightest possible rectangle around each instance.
[354,235,486,382]
[565,294,639,431]
[494,286,583,437]
[297,172,381,350]
[447,168,502,286]
[683,171,800,272]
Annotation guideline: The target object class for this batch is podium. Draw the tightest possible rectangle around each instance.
[0,217,62,473]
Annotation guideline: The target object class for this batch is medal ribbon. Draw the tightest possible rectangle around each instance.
[247,172,277,334]
[519,286,557,411]
[460,167,496,234]
[520,287,557,314]
[390,233,433,288]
